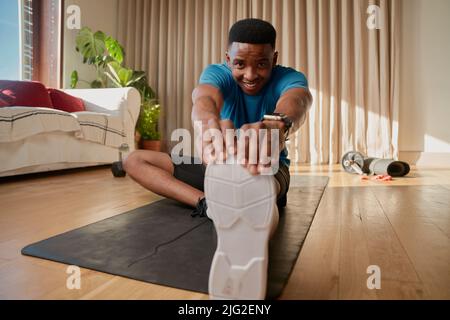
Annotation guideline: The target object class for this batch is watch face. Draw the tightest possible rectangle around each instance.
[264,113,292,128]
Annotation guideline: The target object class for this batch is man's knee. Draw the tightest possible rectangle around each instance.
[123,150,174,176]
[122,150,144,175]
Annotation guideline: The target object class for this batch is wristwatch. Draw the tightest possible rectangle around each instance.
[263,112,293,140]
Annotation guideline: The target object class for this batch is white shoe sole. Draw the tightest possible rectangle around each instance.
[205,161,278,300]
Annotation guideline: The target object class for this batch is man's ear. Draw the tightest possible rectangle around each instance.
[272,51,278,66]
[225,51,231,65]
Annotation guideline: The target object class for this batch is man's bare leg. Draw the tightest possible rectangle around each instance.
[123,150,204,207]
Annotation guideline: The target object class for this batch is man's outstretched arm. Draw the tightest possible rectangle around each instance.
[191,84,223,123]
[191,84,234,163]
[273,87,313,136]
[259,87,312,156]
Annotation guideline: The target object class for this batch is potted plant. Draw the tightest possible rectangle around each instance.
[136,99,161,151]
[70,27,125,89]
[71,27,162,151]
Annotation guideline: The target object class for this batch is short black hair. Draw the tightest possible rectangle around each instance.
[228,18,276,48]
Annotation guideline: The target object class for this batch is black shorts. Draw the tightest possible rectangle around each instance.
[171,155,290,200]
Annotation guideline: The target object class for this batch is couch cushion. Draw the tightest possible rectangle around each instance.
[72,111,126,147]
[0,107,82,143]
[48,88,86,112]
[0,80,53,108]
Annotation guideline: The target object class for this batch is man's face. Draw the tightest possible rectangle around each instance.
[226,42,278,96]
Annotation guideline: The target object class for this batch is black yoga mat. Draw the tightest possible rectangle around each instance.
[22,176,328,299]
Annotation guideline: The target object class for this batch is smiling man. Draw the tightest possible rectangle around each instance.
[192,18,312,207]
[124,18,312,300]
[190,19,312,300]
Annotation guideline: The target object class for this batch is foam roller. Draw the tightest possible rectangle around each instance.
[342,151,411,177]
[363,158,410,177]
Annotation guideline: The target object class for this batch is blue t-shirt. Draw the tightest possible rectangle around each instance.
[199,62,309,166]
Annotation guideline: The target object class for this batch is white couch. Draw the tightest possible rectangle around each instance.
[0,87,141,177]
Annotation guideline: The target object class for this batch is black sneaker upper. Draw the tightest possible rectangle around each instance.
[191,197,209,219]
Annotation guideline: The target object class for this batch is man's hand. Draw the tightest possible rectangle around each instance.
[262,119,287,150]
[195,119,235,165]
[238,120,285,175]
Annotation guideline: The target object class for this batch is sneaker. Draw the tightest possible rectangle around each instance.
[277,194,287,208]
[191,197,209,219]
[204,160,278,300]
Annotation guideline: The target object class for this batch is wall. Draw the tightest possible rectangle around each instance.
[399,0,450,165]
[62,0,118,88]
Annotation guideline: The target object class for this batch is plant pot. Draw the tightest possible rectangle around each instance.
[134,131,142,150]
[141,139,161,152]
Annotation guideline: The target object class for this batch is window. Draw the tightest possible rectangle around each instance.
[0,0,62,86]
[21,0,34,80]
[0,0,21,80]
[0,0,34,80]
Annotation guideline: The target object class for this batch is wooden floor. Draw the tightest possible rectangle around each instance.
[0,164,449,300]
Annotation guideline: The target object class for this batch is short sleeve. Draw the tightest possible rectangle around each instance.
[274,67,309,96]
[199,64,233,96]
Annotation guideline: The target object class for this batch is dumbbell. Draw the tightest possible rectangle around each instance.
[341,151,365,175]
[111,143,129,177]
[341,151,410,177]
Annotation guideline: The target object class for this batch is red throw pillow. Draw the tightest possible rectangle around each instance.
[0,80,53,108]
[48,88,85,113]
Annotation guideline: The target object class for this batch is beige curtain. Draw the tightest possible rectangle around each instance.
[117,0,401,164]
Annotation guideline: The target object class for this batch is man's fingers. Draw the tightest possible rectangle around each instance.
[258,127,272,169]
[248,164,259,176]
[219,119,234,131]
[202,141,215,164]
[201,122,217,164]
[220,119,236,158]
[207,119,225,163]
[201,119,280,174]
[264,120,285,151]
[236,122,264,173]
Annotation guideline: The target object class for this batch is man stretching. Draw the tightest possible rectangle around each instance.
[124,18,312,299]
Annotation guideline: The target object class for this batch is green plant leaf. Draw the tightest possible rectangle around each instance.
[137,101,161,140]
[105,72,122,88]
[86,56,96,65]
[118,68,133,85]
[126,71,146,86]
[91,79,103,88]
[73,27,158,108]
[101,55,115,67]
[105,36,124,64]
[106,61,135,87]
[106,61,124,87]
[75,27,106,62]
[141,85,156,101]
[70,70,78,89]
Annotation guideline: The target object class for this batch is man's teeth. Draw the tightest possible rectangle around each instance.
[244,82,257,88]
